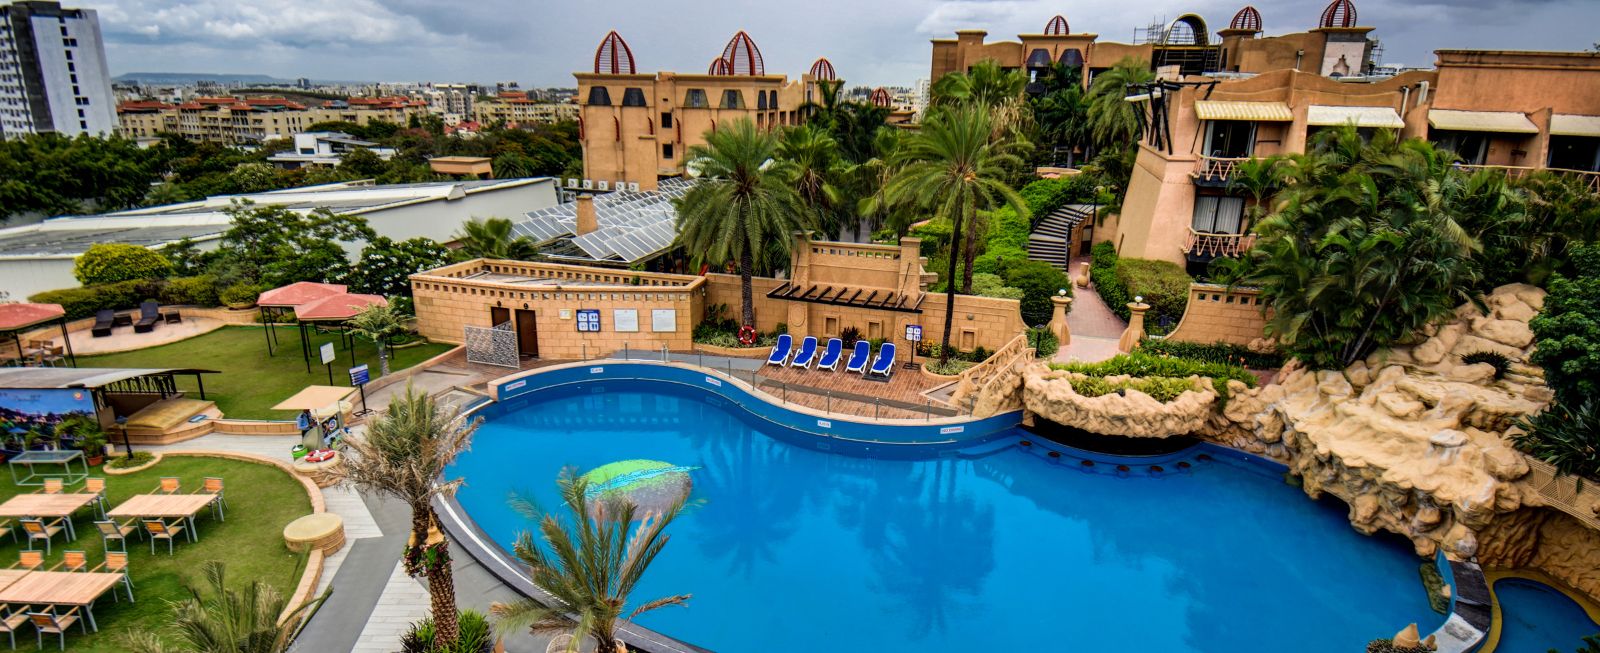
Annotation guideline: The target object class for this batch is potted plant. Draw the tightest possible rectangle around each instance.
[78,428,108,466]
[221,282,261,310]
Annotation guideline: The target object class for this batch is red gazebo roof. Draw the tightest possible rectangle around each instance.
[0,303,65,332]
[258,281,349,307]
[293,293,386,321]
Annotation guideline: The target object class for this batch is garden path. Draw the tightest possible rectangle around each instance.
[1057,255,1127,364]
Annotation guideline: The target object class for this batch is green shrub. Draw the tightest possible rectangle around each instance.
[159,275,221,307]
[1365,639,1432,653]
[1004,260,1073,327]
[925,359,974,375]
[1529,243,1600,407]
[970,273,1024,300]
[219,282,263,306]
[72,243,172,286]
[1089,241,1192,332]
[1067,375,1196,403]
[107,451,155,469]
[399,609,494,653]
[1141,339,1284,370]
[1027,327,1059,357]
[29,278,161,320]
[1513,399,1600,481]
[1050,351,1255,400]
[840,326,862,348]
[1459,350,1511,380]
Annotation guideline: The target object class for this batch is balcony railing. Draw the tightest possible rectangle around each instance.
[1182,228,1256,259]
[1455,164,1600,193]
[1191,155,1252,183]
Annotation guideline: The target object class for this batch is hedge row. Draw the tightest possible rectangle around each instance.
[1090,241,1192,333]
[28,275,222,320]
[1050,350,1256,401]
[1140,339,1284,370]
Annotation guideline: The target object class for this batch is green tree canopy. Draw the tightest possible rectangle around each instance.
[73,243,173,286]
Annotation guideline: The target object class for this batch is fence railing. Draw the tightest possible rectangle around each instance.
[1191,155,1252,183]
[1182,228,1257,259]
[1523,456,1600,530]
[1454,165,1600,193]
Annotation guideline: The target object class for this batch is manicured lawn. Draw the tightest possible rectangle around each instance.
[79,326,452,419]
[0,455,314,652]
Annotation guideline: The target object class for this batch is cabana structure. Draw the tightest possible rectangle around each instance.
[0,367,220,455]
[256,281,347,358]
[292,293,387,373]
[0,303,75,368]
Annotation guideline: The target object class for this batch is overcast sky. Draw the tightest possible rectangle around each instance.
[95,0,1599,87]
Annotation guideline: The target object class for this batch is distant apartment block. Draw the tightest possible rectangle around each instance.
[0,0,115,138]
[116,95,428,144]
[473,93,579,126]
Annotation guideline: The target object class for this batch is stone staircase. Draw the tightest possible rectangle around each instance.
[1026,204,1092,270]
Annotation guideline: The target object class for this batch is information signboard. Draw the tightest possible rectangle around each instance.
[577,309,601,332]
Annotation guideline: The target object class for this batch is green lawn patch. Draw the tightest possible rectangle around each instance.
[78,326,451,419]
[0,455,313,652]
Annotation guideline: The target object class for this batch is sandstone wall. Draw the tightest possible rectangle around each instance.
[1162,283,1273,348]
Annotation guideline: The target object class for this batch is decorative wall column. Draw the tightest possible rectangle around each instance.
[1049,294,1072,347]
[786,232,812,338]
[1118,299,1150,352]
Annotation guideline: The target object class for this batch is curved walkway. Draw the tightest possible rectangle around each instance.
[1058,255,1126,364]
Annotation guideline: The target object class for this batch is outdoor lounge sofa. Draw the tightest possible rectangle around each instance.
[133,301,161,333]
[844,340,871,374]
[869,342,896,378]
[766,334,793,367]
[790,336,818,368]
[91,310,115,338]
[816,338,843,371]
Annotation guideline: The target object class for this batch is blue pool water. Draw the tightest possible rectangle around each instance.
[1493,578,1599,653]
[450,381,1440,652]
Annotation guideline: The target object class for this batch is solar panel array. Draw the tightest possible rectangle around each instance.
[512,178,693,264]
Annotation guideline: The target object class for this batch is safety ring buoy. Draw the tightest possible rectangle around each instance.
[304,448,337,464]
[737,325,758,346]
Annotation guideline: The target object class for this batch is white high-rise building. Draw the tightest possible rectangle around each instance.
[0,1,115,139]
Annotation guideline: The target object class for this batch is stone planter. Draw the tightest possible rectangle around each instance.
[104,452,163,475]
[226,301,257,311]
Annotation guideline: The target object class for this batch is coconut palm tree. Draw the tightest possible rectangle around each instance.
[932,59,1030,141]
[1029,62,1092,166]
[1086,57,1156,149]
[121,560,326,653]
[854,126,915,237]
[335,385,480,647]
[347,302,408,375]
[886,105,1029,365]
[453,216,539,261]
[674,118,810,329]
[778,124,845,239]
[492,469,690,653]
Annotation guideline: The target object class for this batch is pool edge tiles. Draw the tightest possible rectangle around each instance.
[1479,570,1600,653]
[488,360,1023,447]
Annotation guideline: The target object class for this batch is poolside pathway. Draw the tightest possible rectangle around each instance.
[1058,254,1126,364]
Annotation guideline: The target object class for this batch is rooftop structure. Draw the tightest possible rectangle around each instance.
[512,177,692,266]
[266,131,394,168]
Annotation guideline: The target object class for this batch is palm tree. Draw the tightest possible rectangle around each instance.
[335,385,480,647]
[802,80,889,164]
[886,105,1029,365]
[854,127,915,237]
[492,469,690,653]
[1029,62,1091,166]
[674,118,810,329]
[931,60,1030,141]
[347,302,408,375]
[777,124,845,239]
[1086,57,1156,149]
[453,217,539,260]
[1227,155,1294,232]
[121,561,326,653]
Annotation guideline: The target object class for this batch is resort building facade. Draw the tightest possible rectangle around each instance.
[575,30,833,191]
[472,94,579,126]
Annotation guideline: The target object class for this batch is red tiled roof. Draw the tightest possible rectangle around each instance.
[177,102,204,110]
[257,281,349,307]
[229,103,253,111]
[196,97,236,104]
[293,293,387,321]
[116,100,175,112]
[0,303,65,331]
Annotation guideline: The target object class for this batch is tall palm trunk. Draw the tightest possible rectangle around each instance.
[960,216,978,294]
[739,211,756,329]
[410,506,459,644]
[941,207,966,367]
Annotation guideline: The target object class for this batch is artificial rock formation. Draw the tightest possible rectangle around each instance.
[1022,366,1217,437]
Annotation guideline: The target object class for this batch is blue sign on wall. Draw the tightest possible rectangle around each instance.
[577,309,601,332]
[349,364,370,386]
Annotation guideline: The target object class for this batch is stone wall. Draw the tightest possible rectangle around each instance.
[1162,283,1273,348]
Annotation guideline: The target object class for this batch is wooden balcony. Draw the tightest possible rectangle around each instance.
[1190,155,1252,185]
[1182,228,1256,259]
[1455,164,1600,193]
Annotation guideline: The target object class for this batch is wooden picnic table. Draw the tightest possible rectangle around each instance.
[0,493,101,540]
[107,494,216,542]
[0,571,123,631]
[0,569,29,592]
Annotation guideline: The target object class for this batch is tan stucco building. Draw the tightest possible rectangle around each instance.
[575,30,837,191]
[472,96,579,126]
[116,96,428,144]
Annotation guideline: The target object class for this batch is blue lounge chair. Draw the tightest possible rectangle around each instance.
[844,340,871,374]
[869,342,896,378]
[790,336,818,368]
[766,334,793,367]
[816,338,843,371]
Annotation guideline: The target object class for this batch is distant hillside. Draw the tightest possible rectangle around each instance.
[114,72,289,85]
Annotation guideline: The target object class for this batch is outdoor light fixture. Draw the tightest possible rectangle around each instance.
[1058,289,1067,296]
[1135,295,1144,303]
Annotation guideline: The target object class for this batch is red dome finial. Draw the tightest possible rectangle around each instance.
[720,31,766,76]
[594,31,637,75]
[809,58,837,81]
[869,88,891,108]
[1044,15,1070,35]
[1319,0,1357,28]
[1230,6,1263,32]
[708,58,731,75]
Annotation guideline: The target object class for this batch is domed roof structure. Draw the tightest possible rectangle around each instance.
[707,57,731,75]
[1044,15,1070,35]
[720,31,766,76]
[808,58,837,81]
[869,87,892,108]
[1160,14,1209,46]
[1319,0,1357,28]
[1229,6,1263,32]
[593,30,637,75]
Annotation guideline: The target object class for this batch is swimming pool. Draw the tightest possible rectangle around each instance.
[449,380,1441,652]
[1492,578,1600,652]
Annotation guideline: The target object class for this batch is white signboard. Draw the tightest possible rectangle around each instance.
[613,309,639,333]
[651,309,677,332]
[319,342,336,364]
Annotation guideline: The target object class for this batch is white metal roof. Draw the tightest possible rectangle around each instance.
[1550,114,1600,138]
[1428,110,1538,134]
[1307,105,1406,129]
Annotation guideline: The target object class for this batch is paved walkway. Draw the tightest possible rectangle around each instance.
[1059,255,1127,364]
[64,316,227,355]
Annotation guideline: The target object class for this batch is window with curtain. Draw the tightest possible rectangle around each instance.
[1192,195,1246,233]
[683,89,708,108]
[721,90,745,109]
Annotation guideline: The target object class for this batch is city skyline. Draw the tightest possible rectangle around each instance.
[91,0,1600,88]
